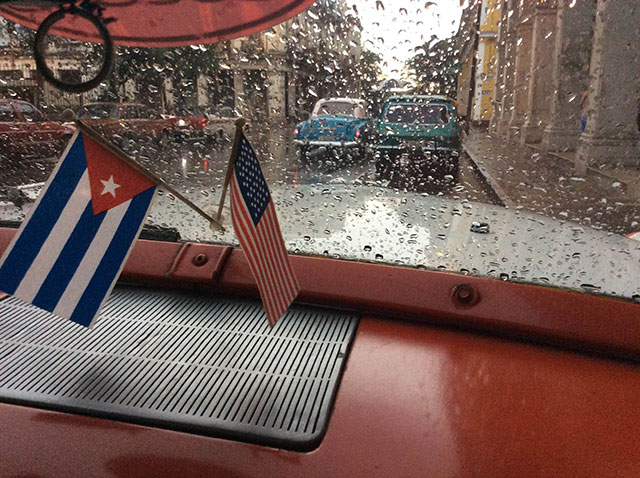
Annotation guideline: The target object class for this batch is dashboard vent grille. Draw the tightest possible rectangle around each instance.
[0,286,358,450]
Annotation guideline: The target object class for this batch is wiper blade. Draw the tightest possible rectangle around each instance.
[138,224,181,242]
[0,220,21,229]
[0,220,180,242]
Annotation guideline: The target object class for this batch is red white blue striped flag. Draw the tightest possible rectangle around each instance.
[230,134,300,326]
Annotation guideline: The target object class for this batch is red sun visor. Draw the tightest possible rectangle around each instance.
[0,0,317,47]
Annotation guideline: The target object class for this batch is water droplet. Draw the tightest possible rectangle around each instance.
[580,284,602,293]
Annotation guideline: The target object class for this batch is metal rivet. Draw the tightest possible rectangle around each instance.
[453,283,476,305]
[192,253,208,267]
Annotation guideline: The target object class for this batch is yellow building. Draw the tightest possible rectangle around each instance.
[456,0,500,122]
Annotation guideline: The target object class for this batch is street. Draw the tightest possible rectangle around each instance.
[2,124,497,209]
[464,128,640,235]
[5,124,639,237]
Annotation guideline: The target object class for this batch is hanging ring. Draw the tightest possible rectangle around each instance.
[34,4,114,93]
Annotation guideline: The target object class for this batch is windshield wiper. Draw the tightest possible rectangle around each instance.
[139,224,181,242]
[0,220,21,230]
[0,219,180,243]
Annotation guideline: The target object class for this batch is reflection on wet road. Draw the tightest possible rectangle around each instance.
[1,124,495,207]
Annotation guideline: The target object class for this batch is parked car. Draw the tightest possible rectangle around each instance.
[371,95,462,181]
[293,98,370,162]
[0,99,74,161]
[76,102,208,144]
[202,106,246,143]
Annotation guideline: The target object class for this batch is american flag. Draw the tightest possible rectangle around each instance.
[230,134,300,326]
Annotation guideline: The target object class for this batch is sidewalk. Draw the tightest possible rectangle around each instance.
[463,128,640,235]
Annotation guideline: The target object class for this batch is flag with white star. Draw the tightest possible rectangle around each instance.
[0,130,157,327]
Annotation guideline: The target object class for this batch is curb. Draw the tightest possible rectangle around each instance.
[462,141,511,208]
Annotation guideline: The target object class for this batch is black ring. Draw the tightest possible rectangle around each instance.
[34,5,114,93]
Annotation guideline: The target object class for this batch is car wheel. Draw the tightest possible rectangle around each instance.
[297,146,309,164]
[117,131,135,150]
[375,152,396,180]
[448,154,460,183]
[158,130,171,146]
[355,146,366,163]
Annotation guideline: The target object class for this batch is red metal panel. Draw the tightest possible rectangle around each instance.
[121,239,182,282]
[0,0,316,47]
[2,317,639,477]
[164,243,233,282]
[1,227,639,359]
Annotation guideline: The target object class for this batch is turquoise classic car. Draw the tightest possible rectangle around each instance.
[371,95,462,180]
[294,98,370,162]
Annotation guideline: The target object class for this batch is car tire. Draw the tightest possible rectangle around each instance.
[158,130,173,148]
[448,154,460,183]
[375,152,396,180]
[298,146,309,164]
[118,131,135,149]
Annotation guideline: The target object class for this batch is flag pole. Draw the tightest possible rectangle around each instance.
[76,120,225,232]
[216,117,246,222]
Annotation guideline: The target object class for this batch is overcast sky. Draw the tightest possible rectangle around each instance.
[353,0,462,77]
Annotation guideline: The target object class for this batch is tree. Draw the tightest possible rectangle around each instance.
[287,0,364,117]
[358,49,383,116]
[106,45,220,112]
[406,37,460,98]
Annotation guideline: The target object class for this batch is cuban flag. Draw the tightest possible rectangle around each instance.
[230,134,300,326]
[0,130,156,327]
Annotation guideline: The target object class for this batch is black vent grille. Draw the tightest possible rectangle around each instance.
[0,287,359,450]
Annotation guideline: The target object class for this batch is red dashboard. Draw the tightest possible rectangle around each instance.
[1,227,639,477]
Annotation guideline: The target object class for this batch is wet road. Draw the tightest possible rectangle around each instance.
[2,125,496,208]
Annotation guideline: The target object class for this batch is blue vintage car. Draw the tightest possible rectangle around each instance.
[371,95,462,181]
[294,98,370,162]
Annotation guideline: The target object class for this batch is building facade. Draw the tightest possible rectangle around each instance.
[461,0,640,169]
[0,1,360,122]
[456,0,500,123]
[0,18,103,113]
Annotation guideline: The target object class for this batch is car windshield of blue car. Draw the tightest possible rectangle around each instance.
[384,104,448,124]
[315,101,358,117]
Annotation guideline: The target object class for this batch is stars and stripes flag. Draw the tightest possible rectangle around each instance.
[0,130,157,327]
[230,134,300,326]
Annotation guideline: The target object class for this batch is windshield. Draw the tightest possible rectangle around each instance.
[0,102,15,121]
[313,101,360,117]
[384,104,449,124]
[1,0,640,303]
